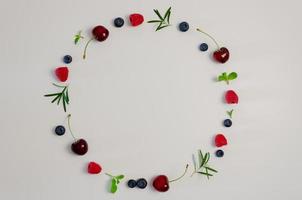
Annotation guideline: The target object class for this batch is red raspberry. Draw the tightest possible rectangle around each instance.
[129,13,144,26]
[55,67,69,82]
[215,134,228,147]
[87,162,102,174]
[225,90,239,104]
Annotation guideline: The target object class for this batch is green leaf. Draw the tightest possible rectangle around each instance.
[227,109,234,118]
[116,175,124,180]
[205,167,218,173]
[110,179,117,193]
[218,72,227,81]
[163,7,171,20]
[198,150,204,167]
[62,93,67,112]
[148,20,162,23]
[153,9,164,20]
[228,72,238,80]
[44,93,61,97]
[156,24,170,31]
[51,94,61,103]
[65,89,69,104]
[198,172,213,177]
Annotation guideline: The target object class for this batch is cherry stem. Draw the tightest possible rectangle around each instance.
[196,28,220,50]
[169,164,189,183]
[83,38,94,59]
[67,114,77,141]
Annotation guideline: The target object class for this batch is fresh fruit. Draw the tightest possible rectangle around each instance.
[72,139,88,155]
[136,178,148,189]
[129,13,144,26]
[83,25,109,59]
[199,43,208,51]
[196,28,230,63]
[55,67,69,82]
[114,17,124,28]
[215,134,228,147]
[215,149,224,158]
[225,90,239,104]
[152,164,188,192]
[223,119,232,127]
[213,47,230,63]
[88,161,102,174]
[55,125,65,136]
[63,55,72,64]
[127,179,137,188]
[179,22,189,32]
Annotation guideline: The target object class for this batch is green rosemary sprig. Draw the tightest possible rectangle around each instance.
[44,83,69,112]
[148,7,172,31]
[74,30,84,44]
[105,173,125,194]
[191,150,217,179]
[227,109,234,118]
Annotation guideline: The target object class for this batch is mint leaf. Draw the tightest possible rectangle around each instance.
[228,72,238,80]
[106,173,124,194]
[111,179,117,193]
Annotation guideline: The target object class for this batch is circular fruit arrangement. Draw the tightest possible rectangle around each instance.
[44,7,239,194]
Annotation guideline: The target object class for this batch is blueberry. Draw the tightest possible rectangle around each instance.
[179,22,189,32]
[136,178,147,189]
[55,125,65,136]
[127,179,137,188]
[199,43,208,51]
[215,149,224,157]
[63,55,72,64]
[223,119,232,127]
[114,17,124,28]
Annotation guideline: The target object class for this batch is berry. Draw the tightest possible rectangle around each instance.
[63,55,72,64]
[179,22,189,32]
[71,139,88,155]
[55,67,69,82]
[54,125,65,136]
[127,179,137,188]
[153,175,169,192]
[114,17,124,28]
[129,13,144,26]
[223,119,232,127]
[225,90,239,104]
[215,149,224,157]
[92,25,109,42]
[213,47,230,63]
[199,43,208,51]
[88,162,102,174]
[136,178,147,189]
[215,134,228,147]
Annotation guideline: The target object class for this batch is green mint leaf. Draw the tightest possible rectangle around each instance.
[110,179,118,193]
[218,72,227,81]
[228,72,238,80]
[116,175,125,180]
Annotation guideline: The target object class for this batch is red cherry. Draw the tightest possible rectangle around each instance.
[129,13,144,26]
[215,134,228,147]
[55,67,69,82]
[88,162,102,174]
[225,90,239,104]
[92,25,109,42]
[153,175,169,192]
[213,47,230,63]
[152,164,188,192]
[71,139,88,155]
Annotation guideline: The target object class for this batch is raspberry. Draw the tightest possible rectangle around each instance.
[215,134,228,147]
[55,67,69,82]
[225,90,239,104]
[87,162,102,174]
[129,13,144,26]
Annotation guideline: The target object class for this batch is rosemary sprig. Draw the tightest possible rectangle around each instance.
[148,7,172,31]
[44,83,69,112]
[227,109,234,118]
[105,173,125,194]
[191,150,218,179]
[74,30,84,44]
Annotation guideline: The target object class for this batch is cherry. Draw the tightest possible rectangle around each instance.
[67,114,89,155]
[83,25,109,59]
[196,28,230,63]
[152,164,188,192]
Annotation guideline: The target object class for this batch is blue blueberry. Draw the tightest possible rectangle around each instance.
[136,178,147,189]
[215,149,224,158]
[114,17,124,28]
[179,22,189,32]
[63,55,72,64]
[55,125,65,136]
[223,119,232,127]
[127,179,137,188]
[199,43,208,51]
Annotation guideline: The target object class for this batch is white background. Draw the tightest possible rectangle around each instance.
[0,0,301,199]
